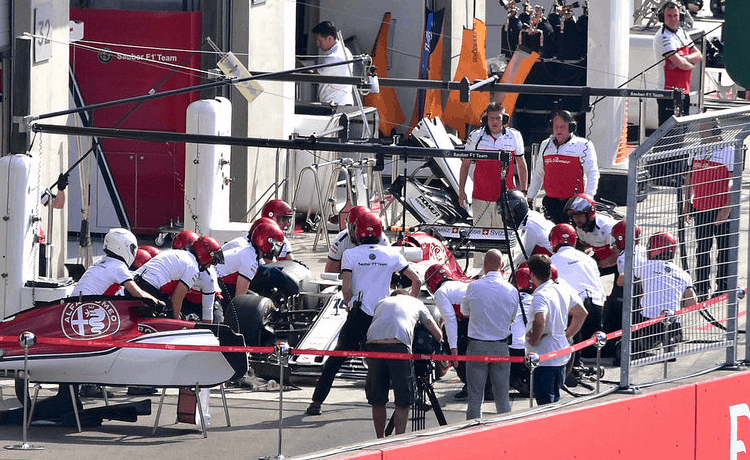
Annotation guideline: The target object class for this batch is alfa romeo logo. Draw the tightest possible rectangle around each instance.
[61,301,121,339]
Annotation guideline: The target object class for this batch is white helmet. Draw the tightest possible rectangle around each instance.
[103,228,138,267]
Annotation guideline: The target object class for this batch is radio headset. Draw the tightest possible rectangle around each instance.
[551,109,577,134]
[657,1,686,24]
[481,104,510,135]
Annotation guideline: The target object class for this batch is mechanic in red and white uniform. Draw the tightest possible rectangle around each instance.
[549,223,606,356]
[324,205,389,273]
[682,122,733,301]
[261,199,295,261]
[632,232,697,350]
[74,228,161,305]
[564,193,620,277]
[509,265,533,397]
[459,102,527,228]
[654,1,701,126]
[425,264,466,363]
[165,230,221,324]
[216,219,285,303]
[306,212,421,416]
[425,264,495,401]
[612,220,645,287]
[527,110,599,224]
[134,235,224,320]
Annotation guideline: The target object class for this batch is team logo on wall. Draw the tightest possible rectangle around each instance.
[98,48,113,63]
[61,301,121,339]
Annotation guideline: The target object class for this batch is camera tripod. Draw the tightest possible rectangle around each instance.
[384,359,447,436]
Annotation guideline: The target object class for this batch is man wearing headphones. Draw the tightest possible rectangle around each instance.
[654,1,701,127]
[459,101,527,229]
[526,109,599,225]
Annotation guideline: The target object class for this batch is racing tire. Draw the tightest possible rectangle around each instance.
[223,294,276,347]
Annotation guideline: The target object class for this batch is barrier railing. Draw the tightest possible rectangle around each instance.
[622,106,750,388]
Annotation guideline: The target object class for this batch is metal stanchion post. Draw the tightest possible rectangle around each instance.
[525,352,539,408]
[260,342,290,460]
[593,332,607,394]
[5,332,45,451]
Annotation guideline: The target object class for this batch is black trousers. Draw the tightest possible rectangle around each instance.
[693,208,731,299]
[311,307,373,404]
[542,195,571,225]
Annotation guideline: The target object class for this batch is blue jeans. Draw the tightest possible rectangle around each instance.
[465,339,510,419]
[533,365,565,405]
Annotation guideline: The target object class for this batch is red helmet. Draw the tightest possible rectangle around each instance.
[262,200,293,229]
[611,220,642,251]
[549,223,577,252]
[140,245,161,257]
[346,205,371,228]
[564,193,597,221]
[249,217,277,240]
[515,266,533,290]
[647,231,677,260]
[424,264,456,294]
[172,230,199,250]
[131,248,152,270]
[355,212,383,241]
[251,221,285,258]
[191,235,224,267]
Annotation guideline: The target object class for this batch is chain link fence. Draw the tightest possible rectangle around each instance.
[620,107,750,387]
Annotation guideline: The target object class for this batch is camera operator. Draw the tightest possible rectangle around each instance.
[365,293,442,438]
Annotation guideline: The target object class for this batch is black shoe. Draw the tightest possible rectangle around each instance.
[305,403,321,415]
[127,386,158,396]
[453,386,468,400]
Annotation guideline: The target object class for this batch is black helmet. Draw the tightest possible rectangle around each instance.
[496,189,529,229]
